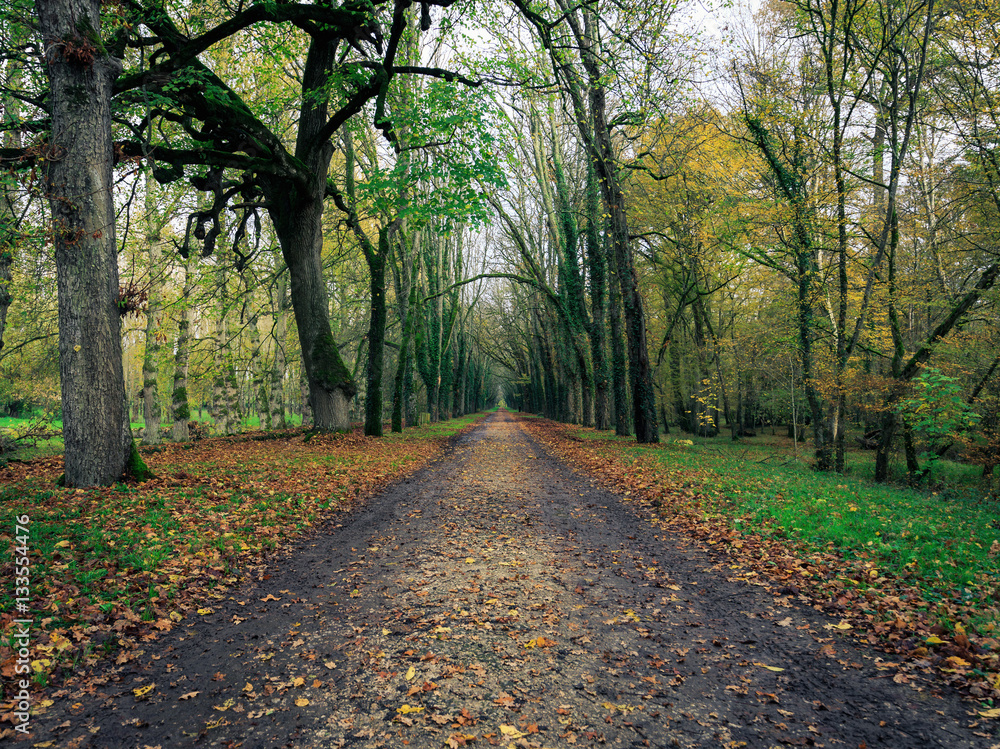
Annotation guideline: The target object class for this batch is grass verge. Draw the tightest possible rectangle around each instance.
[520,416,1000,706]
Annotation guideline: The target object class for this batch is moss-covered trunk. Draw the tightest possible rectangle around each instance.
[171,251,194,441]
[268,271,289,429]
[365,230,388,436]
[141,172,164,444]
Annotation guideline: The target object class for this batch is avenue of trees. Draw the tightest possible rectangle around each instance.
[1,0,998,487]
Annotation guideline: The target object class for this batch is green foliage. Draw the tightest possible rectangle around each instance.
[352,79,507,228]
[896,367,980,447]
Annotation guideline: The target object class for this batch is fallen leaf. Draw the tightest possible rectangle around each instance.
[753,662,785,672]
[406,666,416,681]
[295,698,309,707]
[397,704,424,714]
[133,684,155,699]
[179,691,199,700]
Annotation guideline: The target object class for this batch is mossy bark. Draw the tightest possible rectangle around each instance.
[171,251,194,442]
[125,440,153,481]
[140,170,164,445]
[268,271,289,429]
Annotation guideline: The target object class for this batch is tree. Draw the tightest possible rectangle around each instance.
[36,0,144,485]
[107,0,472,431]
[512,0,673,442]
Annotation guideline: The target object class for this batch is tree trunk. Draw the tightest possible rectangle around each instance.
[365,230,388,436]
[606,234,631,436]
[211,314,237,435]
[39,0,135,485]
[576,8,657,443]
[171,251,194,441]
[262,39,354,431]
[268,272,289,429]
[392,277,418,432]
[0,186,12,353]
[585,165,610,429]
[141,173,163,444]
[0,48,24,355]
[246,313,263,429]
[299,370,313,427]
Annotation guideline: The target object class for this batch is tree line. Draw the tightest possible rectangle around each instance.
[1,0,998,487]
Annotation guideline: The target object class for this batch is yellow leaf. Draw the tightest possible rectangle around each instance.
[979,708,1000,719]
[925,635,946,645]
[133,684,155,698]
[243,682,254,693]
[382,628,391,636]
[169,611,184,622]
[30,658,50,673]
[753,662,785,672]
[197,608,214,615]
[213,698,235,711]
[406,666,416,681]
[293,676,305,687]
[55,540,71,548]
[295,698,310,707]
[500,725,526,738]
[396,704,424,714]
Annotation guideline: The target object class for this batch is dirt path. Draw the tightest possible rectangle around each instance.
[29,412,997,748]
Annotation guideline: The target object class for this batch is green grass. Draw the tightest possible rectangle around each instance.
[408,411,488,438]
[572,428,1000,633]
[0,409,312,460]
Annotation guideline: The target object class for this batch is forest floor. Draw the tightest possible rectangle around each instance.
[7,410,999,748]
